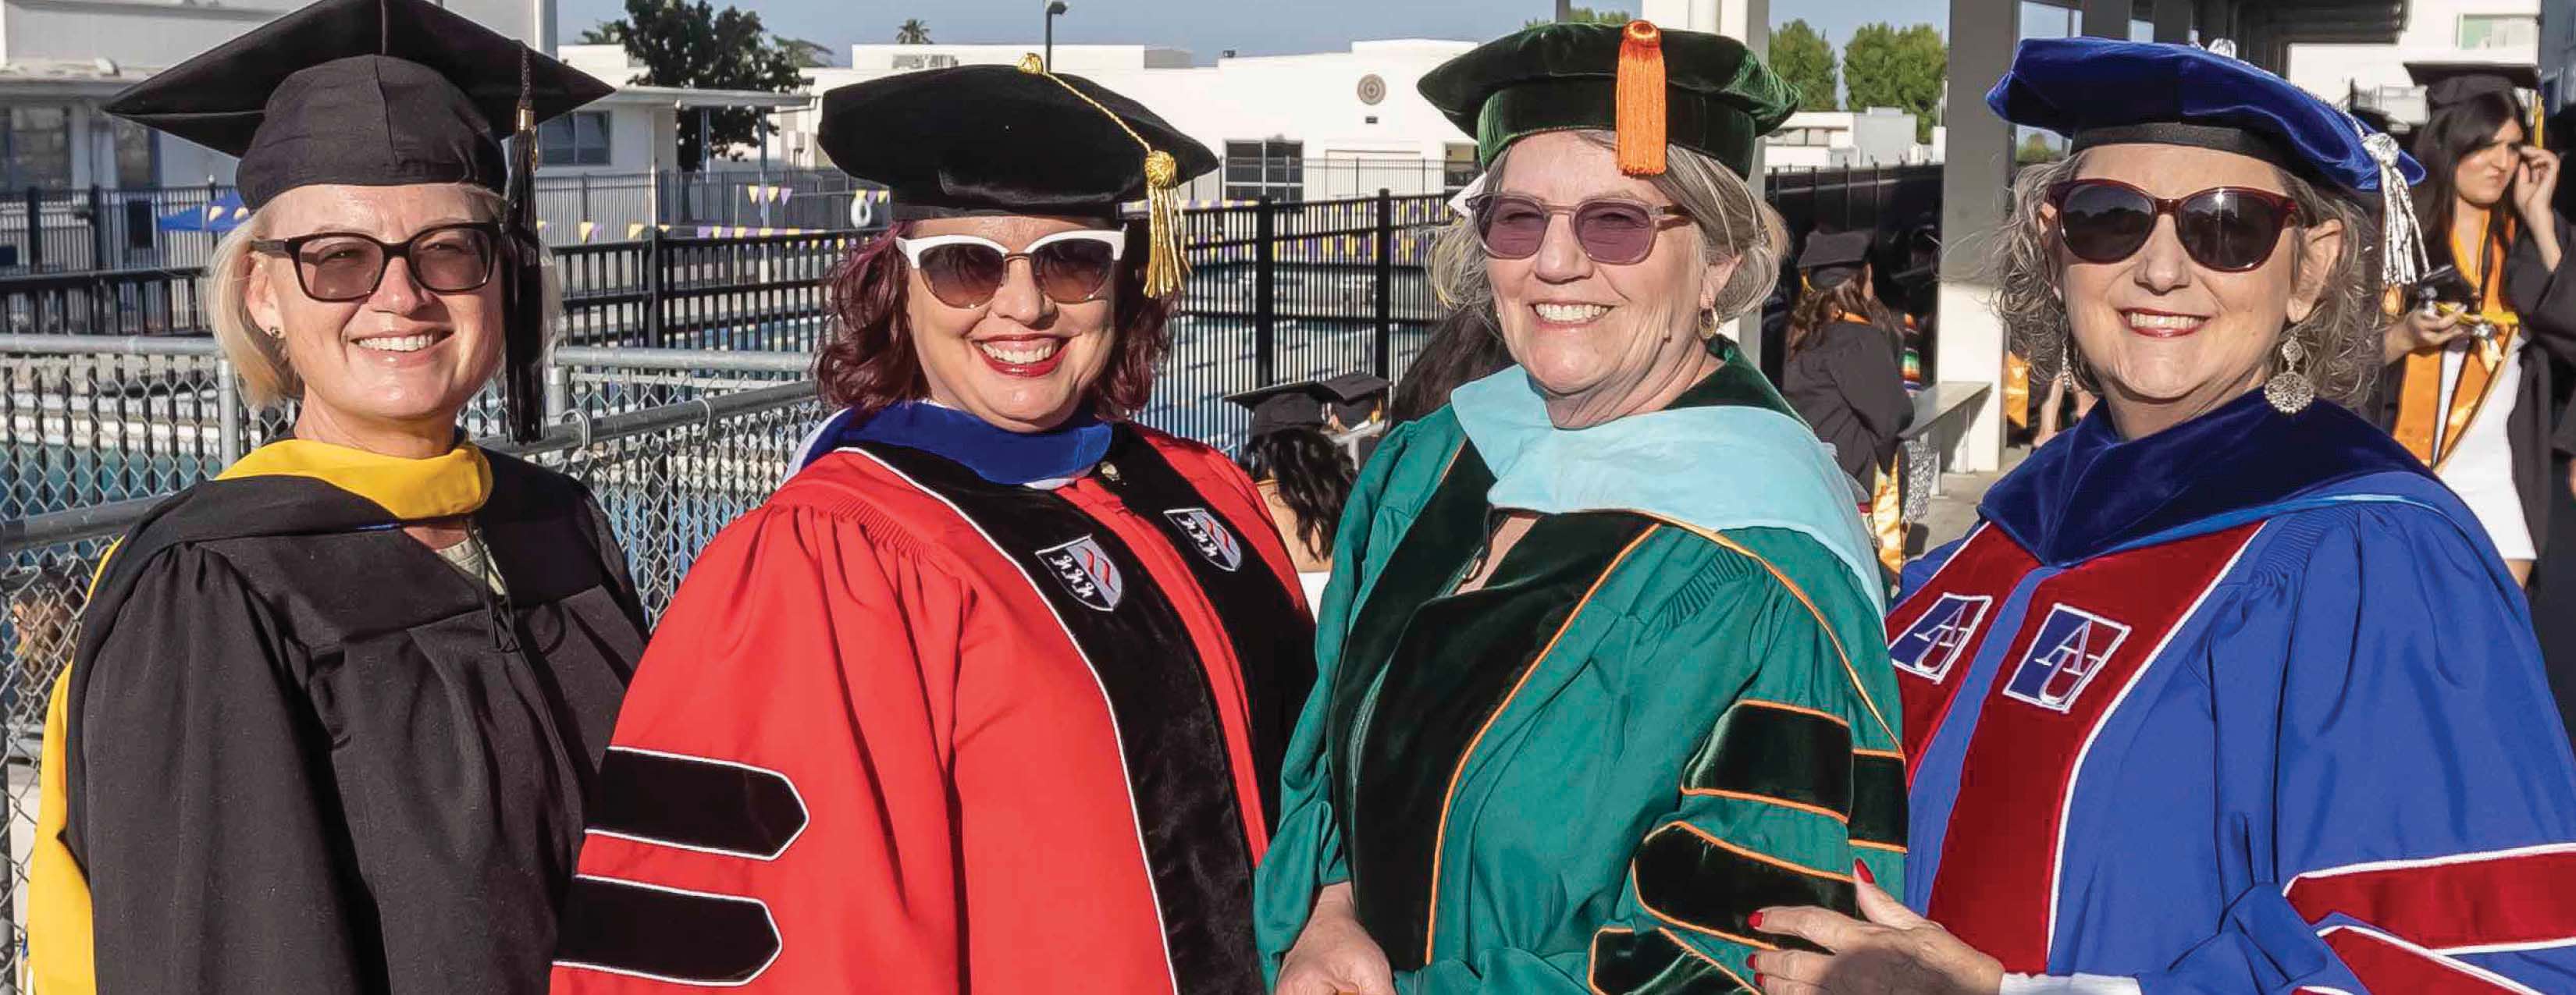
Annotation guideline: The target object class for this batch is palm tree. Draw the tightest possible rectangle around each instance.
[895,19,931,44]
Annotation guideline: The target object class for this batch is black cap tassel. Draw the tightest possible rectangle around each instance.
[500,46,545,443]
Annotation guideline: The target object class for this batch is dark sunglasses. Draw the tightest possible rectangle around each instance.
[250,222,503,302]
[1470,193,1693,266]
[2047,179,2304,273]
[895,230,1126,309]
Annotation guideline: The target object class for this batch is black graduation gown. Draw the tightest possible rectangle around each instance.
[51,451,645,994]
[2368,215,2576,549]
[1782,318,1913,488]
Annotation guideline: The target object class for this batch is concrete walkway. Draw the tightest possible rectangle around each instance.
[1914,445,2030,558]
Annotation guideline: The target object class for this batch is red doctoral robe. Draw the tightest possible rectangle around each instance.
[550,410,1315,994]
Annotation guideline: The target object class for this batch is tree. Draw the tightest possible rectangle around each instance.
[586,0,808,171]
[895,19,931,44]
[1844,23,1945,144]
[1770,20,1838,112]
[780,37,833,67]
[1523,5,1631,28]
[2015,130,2065,165]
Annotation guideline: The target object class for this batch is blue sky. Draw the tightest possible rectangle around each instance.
[557,0,1954,66]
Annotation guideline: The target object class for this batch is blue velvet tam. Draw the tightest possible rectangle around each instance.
[1987,37,2425,194]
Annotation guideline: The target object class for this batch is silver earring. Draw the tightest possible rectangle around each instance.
[2265,335,2314,414]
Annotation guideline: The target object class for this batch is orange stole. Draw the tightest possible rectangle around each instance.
[2393,229,2521,468]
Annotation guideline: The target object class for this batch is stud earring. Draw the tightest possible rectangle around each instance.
[2265,334,2314,414]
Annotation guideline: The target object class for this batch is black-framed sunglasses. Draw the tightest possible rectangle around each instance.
[2047,179,2304,273]
[1469,193,1693,266]
[250,222,503,302]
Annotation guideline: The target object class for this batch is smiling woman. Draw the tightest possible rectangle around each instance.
[553,59,1319,995]
[26,2,650,993]
[1745,38,2576,995]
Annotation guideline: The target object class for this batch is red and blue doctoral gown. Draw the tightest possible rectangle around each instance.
[550,402,1315,994]
[1892,389,2576,993]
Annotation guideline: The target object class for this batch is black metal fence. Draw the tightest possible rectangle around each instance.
[0,169,883,275]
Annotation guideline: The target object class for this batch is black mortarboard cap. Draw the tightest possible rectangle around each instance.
[818,63,1216,220]
[1225,373,1391,439]
[1796,230,1870,271]
[103,0,611,210]
[2408,62,2537,112]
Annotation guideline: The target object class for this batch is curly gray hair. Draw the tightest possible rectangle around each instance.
[1995,151,2384,407]
[1428,129,1788,334]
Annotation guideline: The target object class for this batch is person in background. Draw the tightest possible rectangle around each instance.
[1783,229,1912,494]
[1229,401,1360,608]
[29,2,647,991]
[552,62,1314,995]
[2368,73,2576,585]
[1389,302,1514,425]
[2030,364,2098,447]
[1750,38,2576,994]
[1258,22,1898,995]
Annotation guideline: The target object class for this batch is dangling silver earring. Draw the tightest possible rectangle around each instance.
[2265,334,2314,414]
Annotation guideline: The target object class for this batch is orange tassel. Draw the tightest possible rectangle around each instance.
[1616,19,1667,176]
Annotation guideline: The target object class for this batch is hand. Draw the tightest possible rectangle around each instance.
[2515,146,2562,229]
[1277,883,1397,995]
[1747,866,2003,995]
[2385,306,2468,362]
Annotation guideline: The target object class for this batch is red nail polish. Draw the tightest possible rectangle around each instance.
[1748,910,1766,929]
[1755,973,1768,987]
[1855,859,1877,885]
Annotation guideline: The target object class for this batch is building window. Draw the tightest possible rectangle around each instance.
[2460,14,2537,49]
[1443,142,1479,193]
[891,53,959,71]
[2,107,73,190]
[110,117,155,188]
[540,112,612,167]
[1224,140,1302,201]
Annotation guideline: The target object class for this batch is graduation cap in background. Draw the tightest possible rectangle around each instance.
[816,62,1218,298]
[103,0,612,442]
[2407,61,2538,113]
[1226,373,1392,439]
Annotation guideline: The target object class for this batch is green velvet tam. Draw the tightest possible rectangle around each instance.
[1417,21,1798,177]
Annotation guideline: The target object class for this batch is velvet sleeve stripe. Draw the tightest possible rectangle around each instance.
[1679,699,1855,823]
[1589,926,1754,994]
[552,875,782,986]
[1849,749,1909,853]
[585,747,810,861]
[1633,821,1856,955]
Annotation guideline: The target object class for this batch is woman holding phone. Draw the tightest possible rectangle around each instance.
[2368,73,2576,584]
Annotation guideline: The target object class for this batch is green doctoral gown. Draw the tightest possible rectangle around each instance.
[1254,340,1905,993]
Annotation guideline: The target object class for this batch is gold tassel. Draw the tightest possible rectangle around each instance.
[1020,53,1191,298]
[1616,20,1667,176]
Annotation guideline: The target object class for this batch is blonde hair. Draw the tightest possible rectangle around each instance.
[1429,130,1788,332]
[208,184,561,409]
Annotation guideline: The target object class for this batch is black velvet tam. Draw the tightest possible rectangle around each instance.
[104,0,610,209]
[817,63,1218,220]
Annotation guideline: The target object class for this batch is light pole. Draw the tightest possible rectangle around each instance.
[1044,1,1069,71]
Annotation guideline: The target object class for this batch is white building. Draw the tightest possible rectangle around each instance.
[2286,0,2538,123]
[774,40,1485,202]
[1763,108,1934,171]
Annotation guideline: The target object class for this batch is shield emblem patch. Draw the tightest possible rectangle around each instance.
[1036,535,1125,612]
[1164,507,1244,572]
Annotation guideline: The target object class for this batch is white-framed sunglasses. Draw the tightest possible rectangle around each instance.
[894,229,1127,308]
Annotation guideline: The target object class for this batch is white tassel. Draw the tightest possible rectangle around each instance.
[2363,129,2427,287]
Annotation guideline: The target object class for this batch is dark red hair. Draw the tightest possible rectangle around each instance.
[817,219,1173,419]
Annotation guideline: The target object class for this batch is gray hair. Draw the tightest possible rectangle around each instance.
[1429,130,1788,333]
[1995,151,2383,407]
[208,184,560,409]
